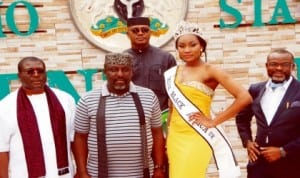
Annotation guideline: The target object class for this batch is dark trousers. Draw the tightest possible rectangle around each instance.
[247,157,299,178]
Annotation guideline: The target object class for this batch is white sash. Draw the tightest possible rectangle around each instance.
[164,66,240,178]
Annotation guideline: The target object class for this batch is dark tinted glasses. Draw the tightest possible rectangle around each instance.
[130,27,150,34]
[22,68,46,75]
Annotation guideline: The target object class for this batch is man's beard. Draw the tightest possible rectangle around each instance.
[271,75,289,84]
[271,79,285,84]
[114,85,127,90]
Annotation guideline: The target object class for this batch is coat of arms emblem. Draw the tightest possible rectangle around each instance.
[69,0,188,52]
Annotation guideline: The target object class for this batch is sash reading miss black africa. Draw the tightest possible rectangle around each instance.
[164,66,240,178]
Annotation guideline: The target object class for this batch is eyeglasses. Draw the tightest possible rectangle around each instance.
[267,62,293,68]
[21,68,46,75]
[129,27,150,34]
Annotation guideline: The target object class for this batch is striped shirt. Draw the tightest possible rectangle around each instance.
[75,82,162,178]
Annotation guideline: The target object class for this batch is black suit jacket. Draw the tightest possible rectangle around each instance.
[236,77,300,172]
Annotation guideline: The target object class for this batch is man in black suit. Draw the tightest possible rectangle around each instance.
[236,48,300,178]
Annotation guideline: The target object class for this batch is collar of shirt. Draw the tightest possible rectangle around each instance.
[265,76,293,92]
[132,45,150,54]
[101,81,137,97]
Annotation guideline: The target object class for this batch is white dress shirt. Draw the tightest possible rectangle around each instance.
[260,77,292,125]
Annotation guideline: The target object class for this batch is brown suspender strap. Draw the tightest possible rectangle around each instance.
[96,93,150,178]
[96,95,108,178]
[131,93,150,178]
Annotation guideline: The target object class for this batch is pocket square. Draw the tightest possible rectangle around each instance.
[290,101,300,108]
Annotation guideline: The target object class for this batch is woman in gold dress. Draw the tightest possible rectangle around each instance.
[165,21,252,178]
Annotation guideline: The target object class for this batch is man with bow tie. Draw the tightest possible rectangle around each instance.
[236,48,300,178]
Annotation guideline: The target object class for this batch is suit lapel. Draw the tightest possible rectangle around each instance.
[253,82,268,125]
[270,78,297,125]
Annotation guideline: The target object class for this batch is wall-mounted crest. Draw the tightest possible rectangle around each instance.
[69,0,188,52]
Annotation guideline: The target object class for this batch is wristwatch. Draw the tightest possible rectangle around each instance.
[279,147,286,158]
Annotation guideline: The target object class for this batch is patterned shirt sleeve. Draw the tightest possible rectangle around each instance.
[74,96,91,133]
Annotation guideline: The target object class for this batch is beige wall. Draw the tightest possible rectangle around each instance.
[1,0,300,177]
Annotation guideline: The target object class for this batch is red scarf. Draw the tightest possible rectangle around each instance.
[17,86,68,178]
